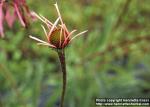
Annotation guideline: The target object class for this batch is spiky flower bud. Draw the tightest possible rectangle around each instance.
[29,3,87,49]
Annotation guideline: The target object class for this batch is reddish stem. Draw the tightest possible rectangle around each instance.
[57,49,67,107]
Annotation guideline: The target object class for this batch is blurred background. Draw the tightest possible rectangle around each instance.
[0,0,150,107]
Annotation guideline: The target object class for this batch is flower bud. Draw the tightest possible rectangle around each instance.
[49,28,70,49]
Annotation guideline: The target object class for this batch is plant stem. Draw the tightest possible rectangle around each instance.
[57,49,67,107]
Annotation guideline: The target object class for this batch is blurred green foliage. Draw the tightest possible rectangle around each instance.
[0,0,150,107]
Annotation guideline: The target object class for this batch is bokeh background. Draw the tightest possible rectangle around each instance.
[0,0,150,107]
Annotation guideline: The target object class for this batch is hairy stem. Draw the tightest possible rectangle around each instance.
[57,49,67,107]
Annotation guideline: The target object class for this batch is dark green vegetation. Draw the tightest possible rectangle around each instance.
[0,0,150,107]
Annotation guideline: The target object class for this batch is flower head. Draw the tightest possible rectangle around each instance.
[0,0,35,37]
[29,3,87,49]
